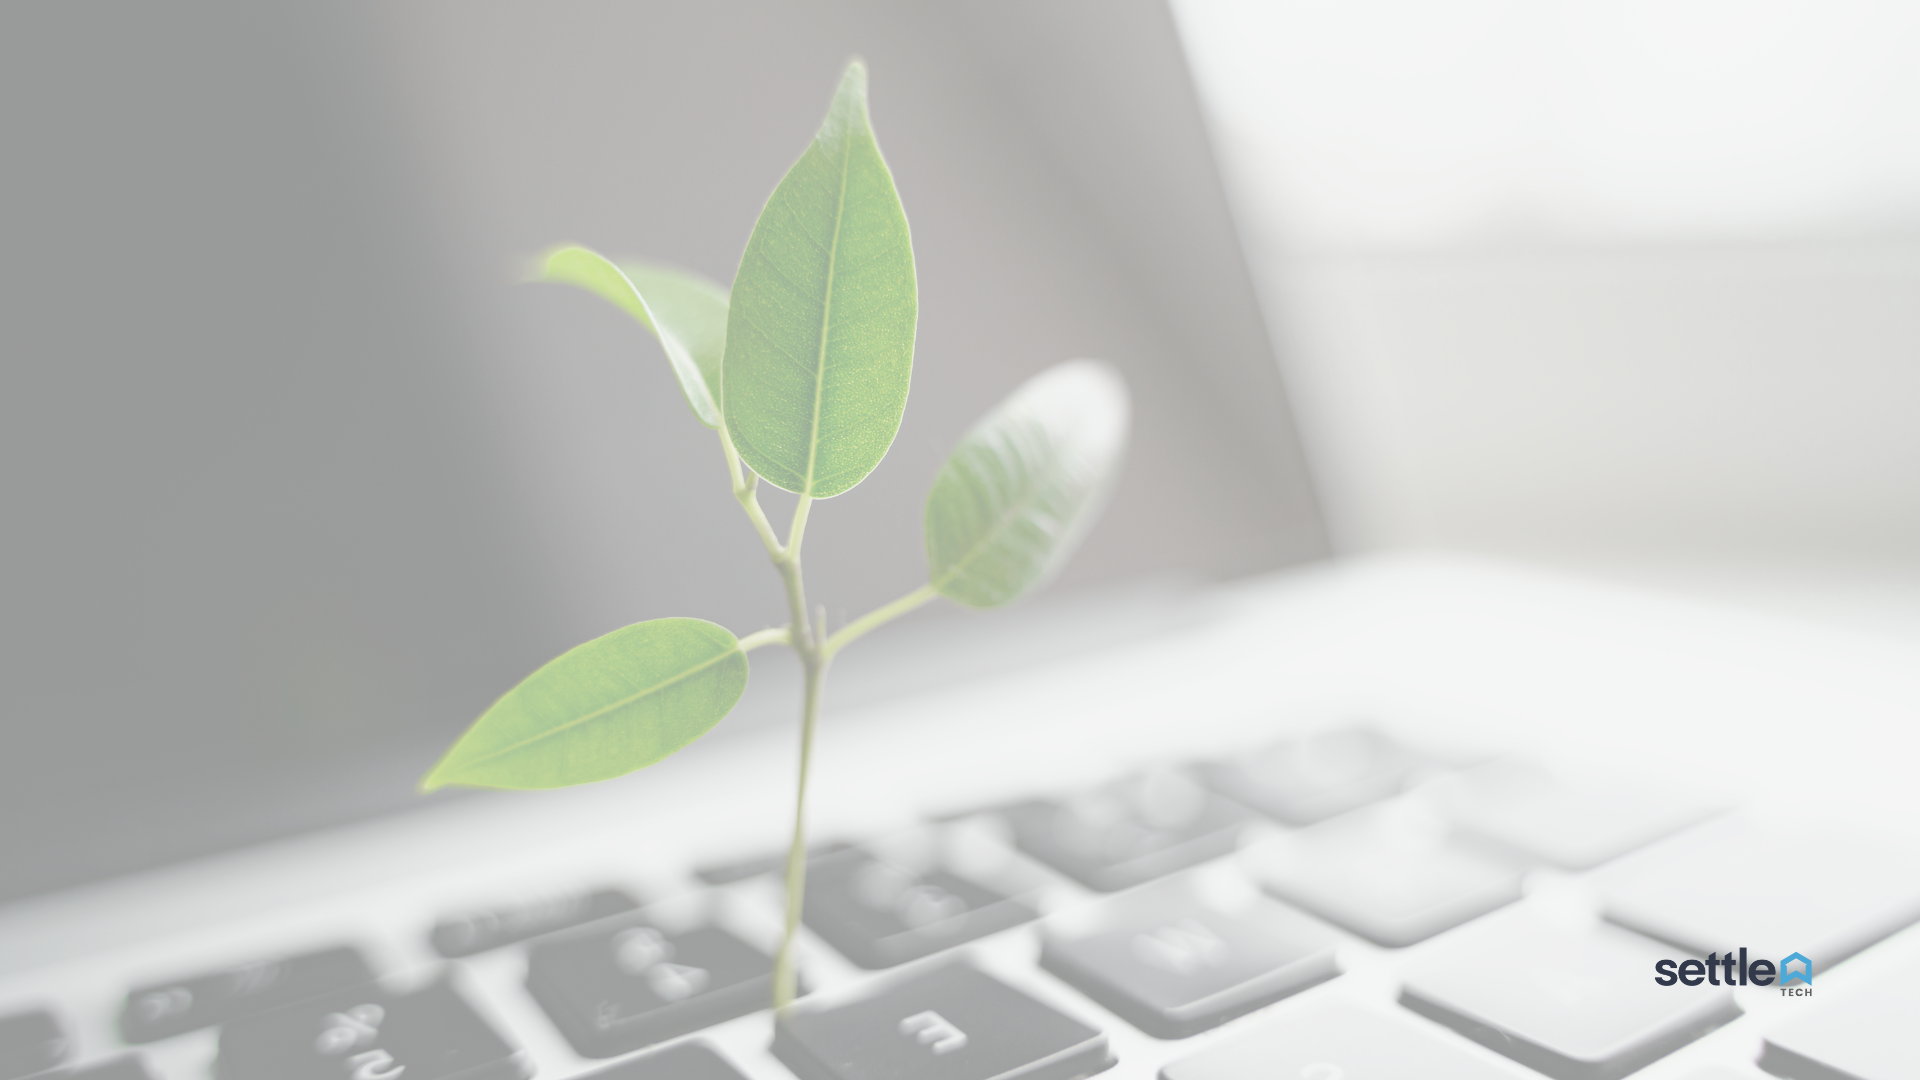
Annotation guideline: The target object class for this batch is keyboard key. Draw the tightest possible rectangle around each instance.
[693,842,857,886]
[1003,770,1257,892]
[217,976,528,1080]
[1242,809,1522,946]
[1599,816,1920,969]
[1195,726,1426,825]
[1758,965,1913,1080]
[1040,883,1338,1037]
[52,1057,158,1080]
[576,1040,749,1080]
[431,887,640,957]
[119,944,376,1043]
[1399,921,1740,1080]
[803,846,1036,969]
[0,1008,68,1079]
[1160,1000,1514,1080]
[1428,762,1714,870]
[526,914,777,1058]
[773,961,1112,1080]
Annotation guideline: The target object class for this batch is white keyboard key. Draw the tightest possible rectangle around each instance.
[1399,921,1740,1080]
[1428,763,1715,869]
[1758,966,1916,1080]
[1159,1001,1514,1080]
[1242,808,1522,946]
[1599,816,1920,969]
[1196,726,1426,825]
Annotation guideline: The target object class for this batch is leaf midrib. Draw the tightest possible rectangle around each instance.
[804,126,855,495]
[445,644,739,773]
[932,440,1065,592]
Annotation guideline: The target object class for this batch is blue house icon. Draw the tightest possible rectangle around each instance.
[1780,952,1813,985]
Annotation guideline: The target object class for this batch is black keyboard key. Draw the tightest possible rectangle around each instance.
[576,1041,749,1080]
[0,1008,68,1079]
[526,914,776,1058]
[693,842,857,886]
[119,944,375,1043]
[803,847,1036,969]
[217,976,528,1080]
[1243,809,1521,946]
[1160,1001,1514,1080]
[431,887,640,957]
[774,962,1113,1080]
[1195,726,1425,825]
[1040,885,1337,1037]
[1004,770,1256,892]
[1399,921,1739,1080]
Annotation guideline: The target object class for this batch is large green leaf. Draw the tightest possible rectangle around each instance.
[723,61,917,497]
[541,246,729,428]
[421,618,748,790]
[924,361,1130,609]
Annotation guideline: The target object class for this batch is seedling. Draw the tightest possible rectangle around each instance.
[421,61,1129,1011]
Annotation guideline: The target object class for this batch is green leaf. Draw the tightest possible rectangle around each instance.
[421,618,748,791]
[723,60,917,497]
[540,246,729,428]
[924,361,1131,609]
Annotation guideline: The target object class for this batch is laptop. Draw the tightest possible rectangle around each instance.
[4,2,1918,1079]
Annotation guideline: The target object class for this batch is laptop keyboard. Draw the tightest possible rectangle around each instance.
[6,725,1919,1080]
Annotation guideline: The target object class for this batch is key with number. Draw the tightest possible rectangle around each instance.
[1195,726,1426,825]
[119,944,376,1043]
[1161,1001,1516,1080]
[431,886,640,957]
[526,914,777,1057]
[1003,770,1257,892]
[1758,965,1914,1080]
[0,1008,68,1080]
[1399,921,1740,1080]
[217,976,528,1080]
[803,846,1036,969]
[575,1040,750,1080]
[1428,762,1714,870]
[775,961,1112,1080]
[1242,808,1521,947]
[1599,816,1920,969]
[1041,882,1338,1038]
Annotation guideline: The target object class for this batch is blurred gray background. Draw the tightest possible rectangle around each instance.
[0,0,1323,901]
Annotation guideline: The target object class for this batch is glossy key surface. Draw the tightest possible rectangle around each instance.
[1041,883,1337,1037]
[1429,763,1715,870]
[119,944,376,1043]
[803,847,1035,969]
[47,1056,158,1080]
[1599,816,1920,968]
[217,976,528,1080]
[1004,770,1256,892]
[1159,1001,1515,1080]
[431,887,639,957]
[1195,726,1426,825]
[774,961,1112,1080]
[0,1008,68,1080]
[1758,966,1915,1080]
[1399,921,1740,1080]
[526,914,775,1057]
[1243,808,1522,946]
[576,1040,750,1080]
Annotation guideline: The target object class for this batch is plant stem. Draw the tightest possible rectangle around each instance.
[824,583,938,658]
[737,626,791,652]
[773,651,826,1012]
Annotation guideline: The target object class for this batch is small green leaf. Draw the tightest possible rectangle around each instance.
[422,618,748,791]
[540,246,729,428]
[925,361,1131,609]
[723,60,917,497]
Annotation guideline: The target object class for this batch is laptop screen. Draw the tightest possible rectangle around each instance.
[0,0,1325,904]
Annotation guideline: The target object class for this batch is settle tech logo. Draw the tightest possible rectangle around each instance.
[1654,949,1814,996]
